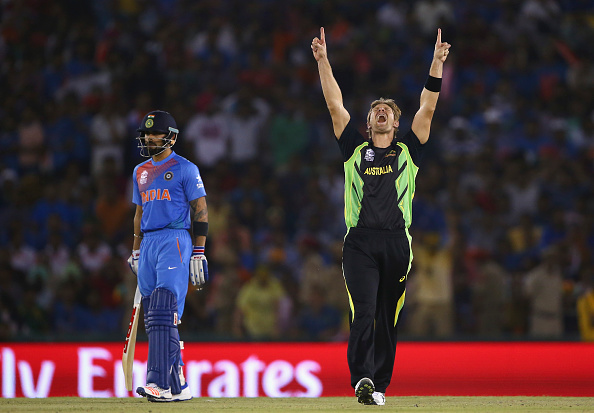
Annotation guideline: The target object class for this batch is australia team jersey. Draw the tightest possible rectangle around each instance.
[132,151,206,232]
[338,120,425,231]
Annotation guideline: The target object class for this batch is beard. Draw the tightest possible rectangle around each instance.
[147,145,163,156]
[146,140,170,156]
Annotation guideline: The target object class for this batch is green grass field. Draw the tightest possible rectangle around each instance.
[1,397,594,412]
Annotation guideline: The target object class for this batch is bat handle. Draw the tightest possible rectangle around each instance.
[133,285,142,305]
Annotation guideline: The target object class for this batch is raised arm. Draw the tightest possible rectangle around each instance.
[411,28,451,144]
[312,27,350,139]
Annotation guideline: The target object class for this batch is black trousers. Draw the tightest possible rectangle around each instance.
[342,227,411,393]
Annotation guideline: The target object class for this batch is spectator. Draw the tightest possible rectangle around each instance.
[524,246,564,338]
[408,233,454,337]
[89,101,127,177]
[472,254,509,336]
[8,227,37,274]
[234,265,286,340]
[297,286,342,341]
[94,175,131,243]
[185,99,230,170]
[17,108,47,173]
[76,223,112,273]
[225,89,270,166]
[577,275,594,341]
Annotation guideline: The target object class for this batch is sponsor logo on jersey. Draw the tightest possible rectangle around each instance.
[141,188,171,203]
[385,150,397,158]
[164,171,174,181]
[363,165,393,175]
[140,170,148,185]
[364,148,375,162]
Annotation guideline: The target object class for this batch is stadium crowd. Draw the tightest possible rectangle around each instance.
[1,0,594,342]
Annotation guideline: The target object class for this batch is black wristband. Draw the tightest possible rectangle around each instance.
[424,76,442,92]
[193,222,209,237]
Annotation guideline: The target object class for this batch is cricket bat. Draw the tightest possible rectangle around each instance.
[122,286,142,391]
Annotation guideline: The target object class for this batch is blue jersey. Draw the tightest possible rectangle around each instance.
[132,151,206,232]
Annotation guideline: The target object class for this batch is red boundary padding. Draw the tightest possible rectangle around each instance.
[1,342,593,397]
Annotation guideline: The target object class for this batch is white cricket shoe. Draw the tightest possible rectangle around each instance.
[136,383,172,401]
[355,377,375,404]
[170,363,193,401]
[141,379,192,402]
[372,391,386,406]
[171,383,192,401]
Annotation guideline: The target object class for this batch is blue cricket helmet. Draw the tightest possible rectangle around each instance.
[136,110,179,157]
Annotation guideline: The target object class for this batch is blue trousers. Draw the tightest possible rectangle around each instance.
[138,228,192,319]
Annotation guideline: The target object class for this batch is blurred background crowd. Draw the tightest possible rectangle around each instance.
[1,0,594,342]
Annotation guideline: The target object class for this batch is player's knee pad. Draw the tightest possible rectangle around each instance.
[142,296,151,333]
[146,288,180,389]
[147,288,178,326]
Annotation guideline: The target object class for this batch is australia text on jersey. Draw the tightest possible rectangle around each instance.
[363,165,393,176]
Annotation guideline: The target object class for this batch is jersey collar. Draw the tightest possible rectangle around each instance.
[151,150,176,166]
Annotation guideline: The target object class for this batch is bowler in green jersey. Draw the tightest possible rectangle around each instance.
[312,27,451,406]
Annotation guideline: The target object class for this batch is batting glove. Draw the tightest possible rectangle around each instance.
[127,250,140,275]
[190,246,208,288]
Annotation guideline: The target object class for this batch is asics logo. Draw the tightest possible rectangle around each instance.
[168,266,177,270]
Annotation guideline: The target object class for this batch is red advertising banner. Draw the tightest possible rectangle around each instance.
[1,342,593,398]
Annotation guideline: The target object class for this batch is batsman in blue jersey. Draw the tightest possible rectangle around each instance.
[127,110,208,402]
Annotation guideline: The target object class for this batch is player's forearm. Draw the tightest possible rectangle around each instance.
[193,235,206,248]
[412,58,443,143]
[420,58,443,110]
[318,57,344,116]
[190,197,208,247]
[132,209,142,250]
[428,57,444,79]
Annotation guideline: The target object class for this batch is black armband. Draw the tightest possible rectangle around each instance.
[424,75,442,92]
[193,222,209,237]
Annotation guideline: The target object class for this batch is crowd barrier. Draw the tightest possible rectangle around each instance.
[1,342,593,397]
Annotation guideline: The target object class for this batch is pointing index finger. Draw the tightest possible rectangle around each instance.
[320,27,325,45]
[437,28,441,44]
